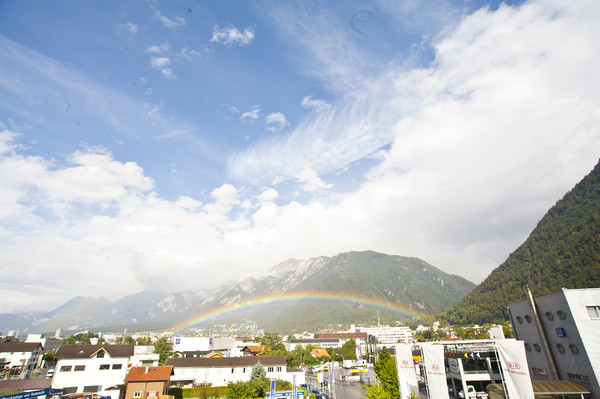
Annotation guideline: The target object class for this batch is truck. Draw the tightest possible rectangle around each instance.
[458,385,489,399]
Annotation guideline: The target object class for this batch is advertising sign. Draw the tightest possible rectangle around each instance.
[422,344,449,399]
[394,344,419,399]
[496,340,535,399]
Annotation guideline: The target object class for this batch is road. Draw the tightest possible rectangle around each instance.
[307,367,377,399]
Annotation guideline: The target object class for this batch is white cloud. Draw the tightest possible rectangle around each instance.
[265,112,289,131]
[296,168,332,192]
[154,10,185,28]
[258,188,278,202]
[241,105,260,121]
[210,24,255,47]
[145,43,169,54]
[301,95,331,112]
[2,0,600,314]
[178,48,202,60]
[150,57,176,80]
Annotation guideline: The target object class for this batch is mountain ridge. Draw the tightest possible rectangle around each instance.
[0,251,474,335]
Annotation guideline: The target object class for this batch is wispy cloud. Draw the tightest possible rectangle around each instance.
[178,48,203,61]
[150,56,176,80]
[154,9,185,28]
[145,43,169,54]
[210,24,255,47]
[241,105,260,121]
[265,112,289,131]
[301,95,331,112]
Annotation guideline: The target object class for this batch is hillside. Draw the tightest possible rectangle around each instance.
[0,251,474,334]
[442,159,600,325]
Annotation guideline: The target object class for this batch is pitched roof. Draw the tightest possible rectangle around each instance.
[56,344,134,359]
[0,379,52,390]
[125,366,173,382]
[166,356,286,368]
[311,349,330,358]
[0,342,43,353]
[243,345,265,354]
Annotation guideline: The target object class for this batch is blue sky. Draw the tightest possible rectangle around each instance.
[1,0,599,313]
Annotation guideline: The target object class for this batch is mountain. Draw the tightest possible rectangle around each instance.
[0,251,474,335]
[442,159,600,325]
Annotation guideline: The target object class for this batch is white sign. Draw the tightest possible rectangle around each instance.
[422,344,449,399]
[395,344,419,399]
[496,340,535,399]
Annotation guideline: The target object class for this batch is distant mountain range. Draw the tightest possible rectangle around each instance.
[443,159,600,325]
[0,251,475,335]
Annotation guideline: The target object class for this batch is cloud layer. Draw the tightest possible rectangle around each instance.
[1,0,599,313]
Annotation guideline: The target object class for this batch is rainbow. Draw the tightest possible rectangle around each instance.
[172,291,422,333]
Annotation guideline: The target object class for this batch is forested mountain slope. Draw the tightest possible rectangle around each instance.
[443,159,600,325]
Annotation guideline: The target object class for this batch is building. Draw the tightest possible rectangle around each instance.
[0,341,44,378]
[166,356,299,387]
[508,288,600,398]
[241,345,264,357]
[286,339,340,351]
[124,366,173,399]
[358,325,413,344]
[51,344,134,398]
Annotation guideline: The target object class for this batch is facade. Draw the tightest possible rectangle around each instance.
[51,344,135,399]
[359,325,413,344]
[124,366,173,399]
[286,339,340,351]
[166,356,300,387]
[508,288,600,399]
[0,342,43,377]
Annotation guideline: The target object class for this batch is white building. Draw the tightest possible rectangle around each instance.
[508,288,600,399]
[286,339,341,351]
[0,342,43,377]
[51,344,134,399]
[359,325,413,344]
[166,356,302,387]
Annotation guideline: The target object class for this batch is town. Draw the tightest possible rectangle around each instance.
[1,287,598,399]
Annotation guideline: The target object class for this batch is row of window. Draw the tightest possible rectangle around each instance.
[586,306,600,319]
[515,310,567,324]
[60,364,123,372]
[229,366,282,374]
[133,391,158,398]
[525,342,579,355]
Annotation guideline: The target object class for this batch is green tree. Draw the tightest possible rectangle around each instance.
[124,336,135,345]
[153,337,173,365]
[250,362,266,380]
[374,347,399,399]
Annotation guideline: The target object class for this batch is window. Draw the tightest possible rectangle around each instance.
[569,344,579,355]
[60,365,72,372]
[134,392,142,398]
[268,367,274,372]
[231,368,235,373]
[524,315,532,323]
[74,365,86,371]
[112,364,122,370]
[545,312,554,321]
[99,364,110,370]
[63,387,77,394]
[533,343,541,352]
[277,367,282,372]
[83,386,100,393]
[516,316,523,324]
[96,351,105,358]
[242,368,246,373]
[557,310,566,320]
[567,373,590,382]
[148,392,157,397]
[532,368,547,376]
[556,344,565,354]
[587,306,600,319]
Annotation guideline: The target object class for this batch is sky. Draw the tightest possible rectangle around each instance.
[1,0,599,314]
